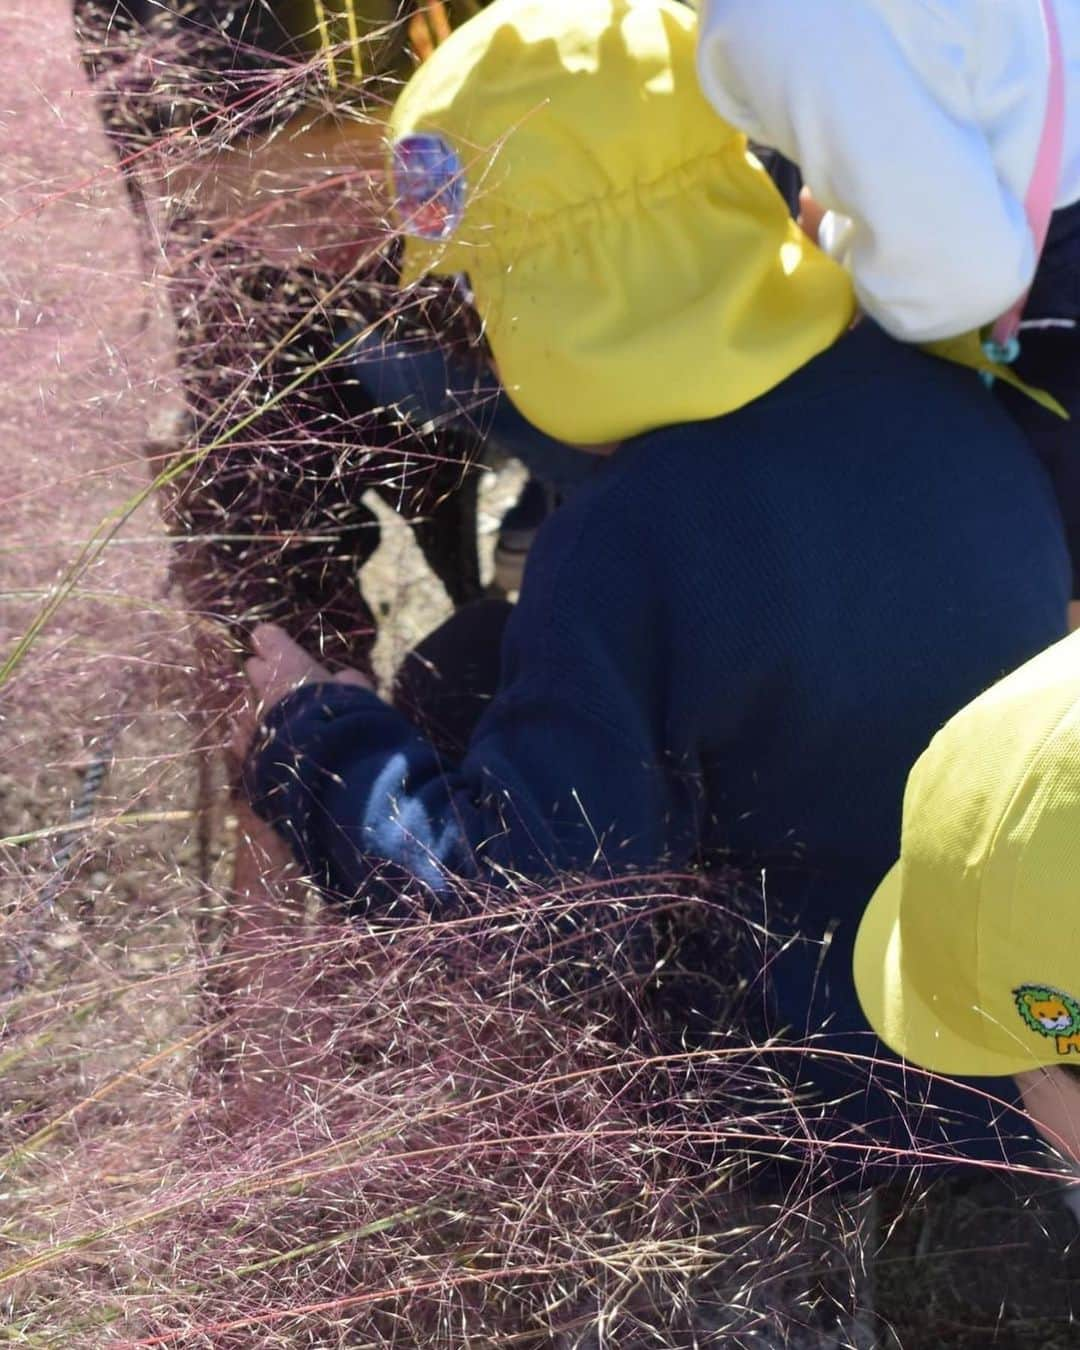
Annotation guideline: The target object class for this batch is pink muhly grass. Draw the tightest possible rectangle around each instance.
[4,856,1058,1347]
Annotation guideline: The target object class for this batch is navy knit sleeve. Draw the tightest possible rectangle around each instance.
[243,517,703,907]
[243,669,699,907]
[243,683,473,904]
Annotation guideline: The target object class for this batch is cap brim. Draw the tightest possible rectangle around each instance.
[854,863,1052,1078]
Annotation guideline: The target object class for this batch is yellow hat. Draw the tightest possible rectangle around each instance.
[386,0,855,444]
[855,631,1080,1078]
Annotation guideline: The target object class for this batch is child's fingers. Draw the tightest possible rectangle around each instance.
[251,622,290,656]
[335,669,373,691]
[248,627,325,707]
[252,623,310,669]
[251,625,303,682]
[245,656,273,701]
[251,624,328,692]
[237,632,326,766]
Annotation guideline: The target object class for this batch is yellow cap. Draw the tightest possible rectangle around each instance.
[855,631,1080,1077]
[386,0,855,444]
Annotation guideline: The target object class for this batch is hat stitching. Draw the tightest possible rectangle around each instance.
[407,142,763,275]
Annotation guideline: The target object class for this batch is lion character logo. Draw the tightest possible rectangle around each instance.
[1014,985,1080,1056]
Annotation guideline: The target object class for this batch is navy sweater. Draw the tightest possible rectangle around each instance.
[247,324,1069,1154]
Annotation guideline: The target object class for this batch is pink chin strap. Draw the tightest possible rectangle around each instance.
[986,0,1067,363]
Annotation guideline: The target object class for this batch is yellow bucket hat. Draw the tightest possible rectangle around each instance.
[855,631,1080,1078]
[385,0,855,444]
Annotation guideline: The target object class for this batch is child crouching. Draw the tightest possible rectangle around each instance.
[240,0,1069,1174]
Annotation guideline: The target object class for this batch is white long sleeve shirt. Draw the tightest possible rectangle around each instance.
[696,0,1080,342]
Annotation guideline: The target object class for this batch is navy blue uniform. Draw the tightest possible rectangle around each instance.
[1002,201,1080,596]
[248,323,1069,1170]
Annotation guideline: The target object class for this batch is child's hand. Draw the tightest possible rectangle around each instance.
[247,623,327,707]
[247,623,371,706]
[231,624,371,761]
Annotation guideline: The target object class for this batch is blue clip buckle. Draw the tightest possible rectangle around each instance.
[980,334,1021,388]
